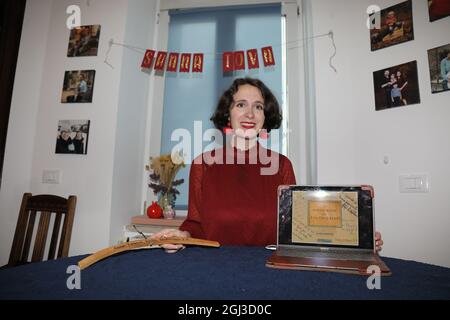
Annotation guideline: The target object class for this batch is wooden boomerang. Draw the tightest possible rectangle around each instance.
[78,237,220,270]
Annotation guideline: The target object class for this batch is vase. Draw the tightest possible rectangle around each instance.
[158,192,174,209]
[147,201,163,219]
[158,193,176,219]
[163,205,176,219]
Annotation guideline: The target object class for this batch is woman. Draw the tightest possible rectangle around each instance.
[380,70,393,109]
[152,78,383,252]
[73,131,84,154]
[396,70,408,105]
[55,130,75,154]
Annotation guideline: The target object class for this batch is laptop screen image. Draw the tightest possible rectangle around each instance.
[278,186,374,250]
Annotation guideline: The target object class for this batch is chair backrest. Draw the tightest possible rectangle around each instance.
[8,193,77,266]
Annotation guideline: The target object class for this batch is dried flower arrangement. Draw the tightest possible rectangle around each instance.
[146,152,185,209]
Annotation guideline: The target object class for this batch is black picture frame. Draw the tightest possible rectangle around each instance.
[370,0,414,52]
[55,120,90,155]
[428,0,450,22]
[61,70,96,103]
[67,25,101,57]
[373,61,421,111]
[427,43,450,94]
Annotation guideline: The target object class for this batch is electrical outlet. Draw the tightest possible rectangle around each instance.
[42,170,61,184]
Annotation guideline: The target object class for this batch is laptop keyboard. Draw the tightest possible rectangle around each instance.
[279,249,375,261]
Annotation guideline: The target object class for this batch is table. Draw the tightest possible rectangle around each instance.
[1,247,449,299]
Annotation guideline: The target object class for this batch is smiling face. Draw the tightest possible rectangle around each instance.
[61,131,70,140]
[390,74,397,82]
[229,84,265,139]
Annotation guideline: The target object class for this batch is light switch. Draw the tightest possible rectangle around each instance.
[402,177,416,189]
[399,174,429,193]
[42,170,61,184]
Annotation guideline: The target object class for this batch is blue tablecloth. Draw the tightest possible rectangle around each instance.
[1,246,449,299]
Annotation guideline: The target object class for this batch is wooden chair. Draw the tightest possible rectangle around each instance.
[8,193,77,267]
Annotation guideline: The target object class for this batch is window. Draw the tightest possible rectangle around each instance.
[146,0,308,210]
[160,4,283,208]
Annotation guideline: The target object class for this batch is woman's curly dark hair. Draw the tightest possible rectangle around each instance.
[210,78,282,132]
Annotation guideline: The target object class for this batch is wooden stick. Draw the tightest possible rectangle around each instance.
[78,237,220,270]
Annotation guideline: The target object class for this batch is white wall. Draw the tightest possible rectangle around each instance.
[0,0,53,265]
[0,0,158,265]
[110,0,158,245]
[2,0,449,269]
[310,0,450,267]
[29,0,128,258]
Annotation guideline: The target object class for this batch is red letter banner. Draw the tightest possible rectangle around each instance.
[167,52,179,72]
[141,50,155,69]
[154,51,168,70]
[179,53,191,72]
[247,49,259,69]
[234,51,245,70]
[261,46,275,67]
[223,52,234,72]
[192,53,204,73]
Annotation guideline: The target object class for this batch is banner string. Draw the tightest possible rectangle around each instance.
[104,39,115,69]
[328,31,337,73]
[104,30,337,72]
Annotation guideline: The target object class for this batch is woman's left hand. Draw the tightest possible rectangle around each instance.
[375,231,384,252]
[150,228,190,253]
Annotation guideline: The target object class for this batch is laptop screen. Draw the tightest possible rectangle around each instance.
[278,186,374,250]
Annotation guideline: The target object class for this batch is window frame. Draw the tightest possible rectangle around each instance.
[142,0,310,210]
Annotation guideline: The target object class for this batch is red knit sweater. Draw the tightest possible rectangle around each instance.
[180,143,296,246]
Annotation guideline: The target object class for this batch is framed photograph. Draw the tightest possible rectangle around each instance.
[55,120,90,155]
[67,25,101,57]
[373,61,420,111]
[370,0,414,52]
[428,43,450,94]
[428,0,450,22]
[61,70,96,103]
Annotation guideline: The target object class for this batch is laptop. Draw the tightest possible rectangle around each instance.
[266,185,391,276]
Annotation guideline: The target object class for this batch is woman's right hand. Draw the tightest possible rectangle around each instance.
[150,228,191,253]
